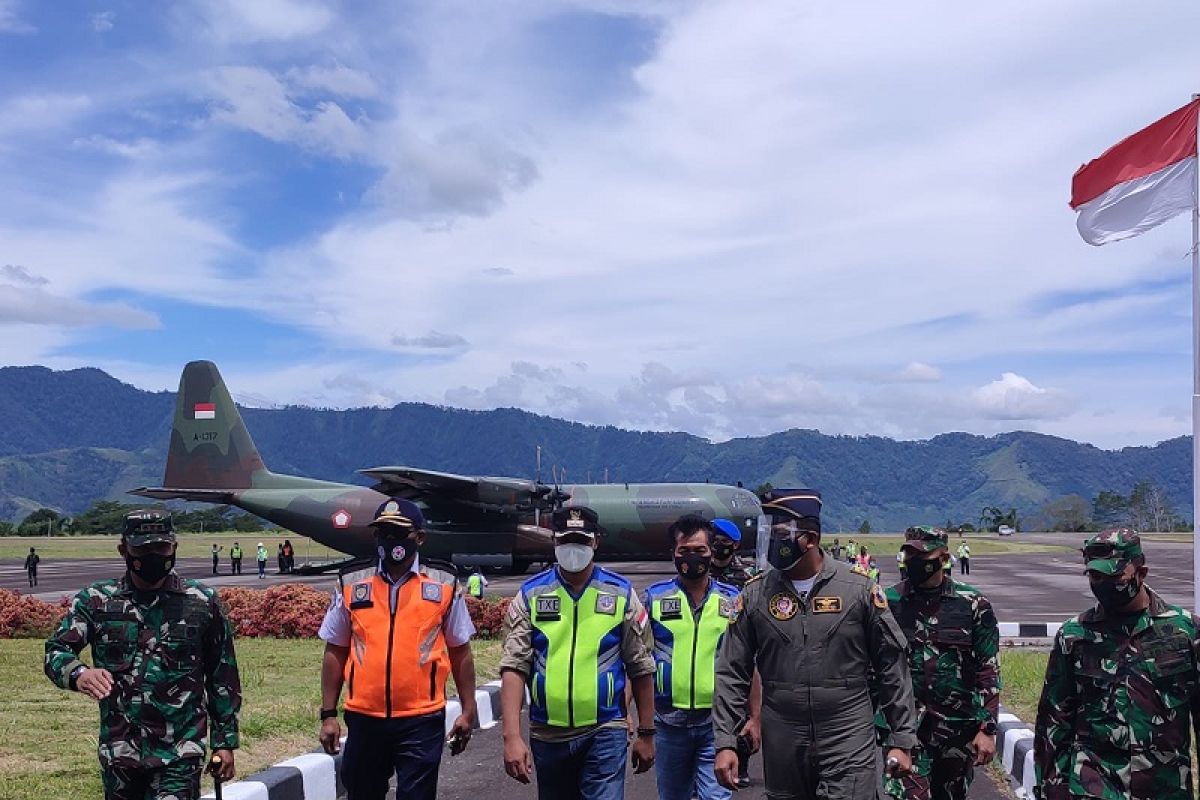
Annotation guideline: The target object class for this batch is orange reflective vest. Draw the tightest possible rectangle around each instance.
[341,571,453,718]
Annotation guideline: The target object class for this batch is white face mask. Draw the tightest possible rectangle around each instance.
[555,543,594,573]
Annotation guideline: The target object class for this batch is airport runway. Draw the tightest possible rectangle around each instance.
[3,534,1194,622]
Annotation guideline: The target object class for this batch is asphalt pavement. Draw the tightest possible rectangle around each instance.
[4,533,1195,621]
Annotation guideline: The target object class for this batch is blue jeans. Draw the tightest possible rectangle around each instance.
[531,725,628,800]
[655,721,730,800]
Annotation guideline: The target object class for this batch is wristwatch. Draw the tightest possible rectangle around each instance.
[320,708,339,720]
[69,664,87,690]
[636,727,656,738]
[980,720,998,736]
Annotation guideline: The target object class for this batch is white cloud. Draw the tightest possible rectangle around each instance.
[72,135,159,160]
[0,0,33,34]
[894,362,942,383]
[188,0,334,43]
[0,284,158,329]
[286,63,378,98]
[391,331,469,349]
[90,11,114,32]
[971,373,1076,421]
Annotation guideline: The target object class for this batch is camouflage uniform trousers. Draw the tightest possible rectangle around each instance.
[884,742,974,800]
[102,759,202,800]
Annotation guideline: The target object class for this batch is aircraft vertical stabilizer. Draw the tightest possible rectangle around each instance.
[162,360,266,491]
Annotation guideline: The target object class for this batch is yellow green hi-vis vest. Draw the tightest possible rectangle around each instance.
[645,578,739,710]
[467,574,483,597]
[522,566,632,728]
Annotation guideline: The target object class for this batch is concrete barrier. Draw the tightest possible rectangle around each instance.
[201,680,504,800]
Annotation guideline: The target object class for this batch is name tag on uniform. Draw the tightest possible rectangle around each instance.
[350,582,373,609]
[718,598,733,618]
[812,596,842,614]
[421,582,443,603]
[659,597,683,620]
[595,594,617,615]
[535,596,561,621]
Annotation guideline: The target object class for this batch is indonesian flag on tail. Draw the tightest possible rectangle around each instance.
[1070,99,1199,245]
[193,402,216,420]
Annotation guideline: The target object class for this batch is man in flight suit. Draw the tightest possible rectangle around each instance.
[713,488,917,799]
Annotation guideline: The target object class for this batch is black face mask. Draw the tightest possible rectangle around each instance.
[768,534,810,571]
[905,554,944,582]
[675,552,712,579]
[377,533,419,569]
[127,552,174,584]
[1090,574,1141,610]
[711,542,735,562]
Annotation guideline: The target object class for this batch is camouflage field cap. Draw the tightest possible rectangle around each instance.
[1082,528,1142,574]
[902,525,949,553]
[551,505,600,536]
[761,488,822,533]
[122,510,176,546]
[370,498,425,531]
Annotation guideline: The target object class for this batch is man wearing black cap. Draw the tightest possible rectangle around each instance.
[44,510,242,799]
[317,498,478,800]
[499,505,658,799]
[712,489,917,799]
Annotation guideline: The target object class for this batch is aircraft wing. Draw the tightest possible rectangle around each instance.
[129,487,236,503]
[358,466,559,512]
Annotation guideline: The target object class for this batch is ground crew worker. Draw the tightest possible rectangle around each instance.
[44,509,241,799]
[230,542,242,574]
[467,568,488,598]
[317,498,478,800]
[713,488,917,799]
[645,515,740,800]
[25,546,39,587]
[499,505,657,799]
[711,517,762,788]
[896,548,907,581]
[282,539,295,573]
[255,542,268,579]
[882,526,999,800]
[847,538,858,564]
[277,542,286,574]
[956,542,970,576]
[711,518,756,589]
[211,543,221,575]
[1034,529,1200,800]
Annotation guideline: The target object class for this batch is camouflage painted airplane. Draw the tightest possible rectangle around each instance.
[132,361,764,573]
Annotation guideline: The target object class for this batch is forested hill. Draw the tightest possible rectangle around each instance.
[0,365,1190,530]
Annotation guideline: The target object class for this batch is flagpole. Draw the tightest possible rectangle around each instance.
[1192,93,1200,611]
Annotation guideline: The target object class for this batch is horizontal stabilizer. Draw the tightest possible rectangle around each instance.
[128,487,236,503]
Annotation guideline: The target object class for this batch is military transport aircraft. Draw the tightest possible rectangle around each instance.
[132,361,764,573]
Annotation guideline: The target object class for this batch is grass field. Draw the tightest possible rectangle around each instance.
[0,636,503,800]
[833,534,1070,556]
[0,532,342,562]
[998,650,1047,722]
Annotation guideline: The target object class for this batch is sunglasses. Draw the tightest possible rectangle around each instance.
[1081,543,1119,560]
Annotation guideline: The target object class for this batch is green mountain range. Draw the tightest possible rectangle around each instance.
[0,366,1190,530]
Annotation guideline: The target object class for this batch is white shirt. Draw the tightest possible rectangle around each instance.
[791,575,817,599]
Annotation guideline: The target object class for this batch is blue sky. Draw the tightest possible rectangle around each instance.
[2,1,1200,448]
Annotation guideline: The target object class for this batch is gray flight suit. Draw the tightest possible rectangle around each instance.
[713,555,918,800]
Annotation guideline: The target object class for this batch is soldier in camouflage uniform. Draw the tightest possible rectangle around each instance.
[881,526,1000,800]
[1034,529,1200,800]
[711,518,757,589]
[45,510,241,800]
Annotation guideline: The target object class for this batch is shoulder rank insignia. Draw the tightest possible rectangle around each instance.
[850,564,870,578]
[596,593,617,615]
[871,584,888,610]
[350,582,373,609]
[769,592,799,621]
[421,582,444,603]
[730,593,744,623]
[812,596,842,614]
[718,597,733,618]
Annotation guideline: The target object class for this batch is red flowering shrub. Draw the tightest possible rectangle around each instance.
[218,583,331,638]
[466,596,511,638]
[0,588,68,638]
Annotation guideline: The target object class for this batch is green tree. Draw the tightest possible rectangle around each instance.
[1037,495,1092,532]
[1092,490,1129,528]
[18,508,61,536]
[755,482,774,497]
[72,500,144,535]
[857,519,871,535]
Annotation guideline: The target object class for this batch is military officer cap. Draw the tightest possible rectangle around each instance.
[760,488,822,533]
[1082,528,1143,574]
[370,497,425,532]
[551,505,600,536]
[902,525,949,553]
[122,509,176,546]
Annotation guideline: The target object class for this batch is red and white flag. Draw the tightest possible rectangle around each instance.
[1070,99,1199,245]
[193,402,216,420]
